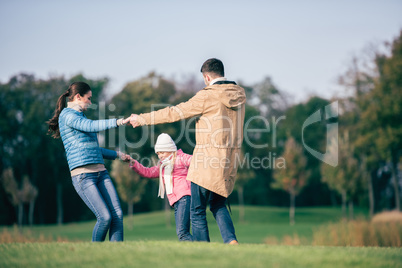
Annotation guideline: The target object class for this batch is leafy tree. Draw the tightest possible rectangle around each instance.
[278,97,333,207]
[1,168,22,225]
[321,131,361,220]
[272,137,309,225]
[107,72,181,154]
[1,168,38,226]
[20,175,38,226]
[369,32,402,211]
[251,76,290,117]
[0,74,66,224]
[354,31,402,211]
[238,80,289,207]
[337,55,377,217]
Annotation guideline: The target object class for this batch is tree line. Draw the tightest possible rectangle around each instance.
[0,31,401,226]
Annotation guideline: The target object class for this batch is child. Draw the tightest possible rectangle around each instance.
[129,133,193,241]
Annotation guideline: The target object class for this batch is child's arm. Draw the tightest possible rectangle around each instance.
[129,159,159,178]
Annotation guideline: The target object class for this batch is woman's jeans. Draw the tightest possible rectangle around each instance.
[173,195,193,241]
[190,182,237,243]
[72,170,124,242]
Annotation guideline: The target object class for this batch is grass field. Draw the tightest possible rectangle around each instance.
[1,206,401,267]
[1,241,401,268]
[1,206,370,243]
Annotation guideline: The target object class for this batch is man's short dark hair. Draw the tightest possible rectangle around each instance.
[200,58,225,77]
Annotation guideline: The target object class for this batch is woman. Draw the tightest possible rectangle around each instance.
[47,82,131,242]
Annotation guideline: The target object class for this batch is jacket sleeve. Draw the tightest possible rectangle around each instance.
[65,112,118,132]
[138,90,207,126]
[179,153,192,168]
[129,160,159,178]
[101,148,117,160]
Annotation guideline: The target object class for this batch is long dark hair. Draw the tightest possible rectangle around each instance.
[47,82,91,138]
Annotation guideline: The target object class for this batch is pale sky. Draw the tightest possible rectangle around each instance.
[1,0,401,103]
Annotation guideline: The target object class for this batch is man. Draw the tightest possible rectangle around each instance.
[130,58,246,244]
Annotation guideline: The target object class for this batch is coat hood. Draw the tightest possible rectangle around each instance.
[205,83,246,109]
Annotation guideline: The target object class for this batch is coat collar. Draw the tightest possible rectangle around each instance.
[210,77,227,85]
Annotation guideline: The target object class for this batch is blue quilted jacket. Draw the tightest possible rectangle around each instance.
[59,108,119,171]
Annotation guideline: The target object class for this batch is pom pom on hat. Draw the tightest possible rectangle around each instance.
[155,133,177,153]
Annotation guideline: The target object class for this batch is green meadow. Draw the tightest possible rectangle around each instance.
[1,206,401,267]
[2,241,401,268]
[1,206,369,243]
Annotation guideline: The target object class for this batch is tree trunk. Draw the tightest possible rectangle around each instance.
[367,172,375,218]
[29,200,35,226]
[128,201,134,230]
[289,191,295,225]
[348,199,354,220]
[238,186,245,223]
[56,183,63,225]
[341,190,347,221]
[391,151,400,211]
[165,197,171,228]
[18,202,23,227]
[361,155,374,218]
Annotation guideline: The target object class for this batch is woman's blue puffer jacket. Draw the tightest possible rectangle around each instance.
[59,108,118,171]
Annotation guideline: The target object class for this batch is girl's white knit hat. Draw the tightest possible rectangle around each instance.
[154,133,177,153]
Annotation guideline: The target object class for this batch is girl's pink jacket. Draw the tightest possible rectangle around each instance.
[129,149,192,206]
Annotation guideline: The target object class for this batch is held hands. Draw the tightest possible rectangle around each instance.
[117,152,136,167]
[119,114,140,128]
[129,114,140,128]
[118,152,133,162]
[121,117,132,125]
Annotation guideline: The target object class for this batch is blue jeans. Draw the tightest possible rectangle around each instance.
[173,195,193,241]
[72,170,123,242]
[190,182,237,243]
